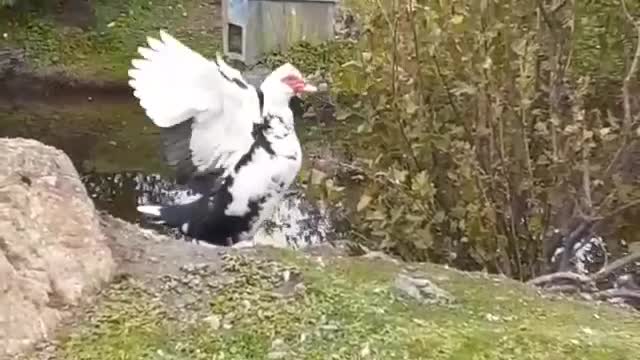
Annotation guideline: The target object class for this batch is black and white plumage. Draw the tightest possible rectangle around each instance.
[129,30,317,247]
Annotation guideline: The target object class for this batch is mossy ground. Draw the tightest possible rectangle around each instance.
[0,0,220,82]
[53,250,640,360]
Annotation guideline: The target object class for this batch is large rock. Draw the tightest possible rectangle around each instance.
[0,138,115,358]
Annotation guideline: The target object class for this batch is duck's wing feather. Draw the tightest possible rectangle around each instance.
[128,30,261,187]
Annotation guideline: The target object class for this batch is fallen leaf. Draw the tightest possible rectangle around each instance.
[357,194,373,212]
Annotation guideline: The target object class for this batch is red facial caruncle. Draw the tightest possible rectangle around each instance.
[281,74,307,94]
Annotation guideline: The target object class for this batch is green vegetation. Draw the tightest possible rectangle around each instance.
[0,0,220,82]
[56,251,640,359]
[269,0,640,279]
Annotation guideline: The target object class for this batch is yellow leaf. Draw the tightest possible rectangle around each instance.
[451,14,464,25]
[357,194,373,212]
[341,60,362,68]
[336,109,352,121]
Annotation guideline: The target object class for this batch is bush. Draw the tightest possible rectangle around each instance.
[289,0,640,280]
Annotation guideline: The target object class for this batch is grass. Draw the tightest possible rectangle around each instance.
[0,0,220,82]
[55,251,640,360]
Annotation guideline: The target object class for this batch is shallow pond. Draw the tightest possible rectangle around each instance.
[0,84,334,248]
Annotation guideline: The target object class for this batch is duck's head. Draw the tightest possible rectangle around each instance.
[260,63,317,105]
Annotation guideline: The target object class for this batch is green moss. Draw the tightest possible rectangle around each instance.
[0,0,220,82]
[61,280,172,360]
[57,252,640,360]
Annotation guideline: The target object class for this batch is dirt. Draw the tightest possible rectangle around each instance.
[101,212,346,296]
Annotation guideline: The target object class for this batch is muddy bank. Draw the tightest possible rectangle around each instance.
[0,63,133,108]
[0,72,131,105]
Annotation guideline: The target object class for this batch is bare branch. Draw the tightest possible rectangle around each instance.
[551,0,569,14]
[544,284,583,294]
[593,288,640,303]
[592,251,640,281]
[582,138,593,211]
[597,197,640,221]
[526,271,593,286]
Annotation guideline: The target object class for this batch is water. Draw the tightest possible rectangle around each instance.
[83,170,335,248]
[0,85,334,248]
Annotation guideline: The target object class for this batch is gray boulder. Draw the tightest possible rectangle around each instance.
[0,138,115,358]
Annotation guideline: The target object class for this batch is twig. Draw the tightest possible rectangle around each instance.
[431,55,462,124]
[537,0,558,41]
[408,0,428,169]
[602,143,627,179]
[598,197,640,221]
[388,0,420,172]
[582,137,593,211]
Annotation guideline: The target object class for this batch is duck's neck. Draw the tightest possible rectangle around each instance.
[259,90,295,134]
[263,89,291,111]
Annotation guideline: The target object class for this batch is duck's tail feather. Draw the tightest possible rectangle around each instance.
[137,205,166,224]
[137,195,207,230]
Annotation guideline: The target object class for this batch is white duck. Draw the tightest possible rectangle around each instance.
[129,30,317,247]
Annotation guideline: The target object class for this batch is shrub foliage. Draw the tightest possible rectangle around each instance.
[285,0,640,280]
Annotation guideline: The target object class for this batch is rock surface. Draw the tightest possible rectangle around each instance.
[0,138,115,359]
[393,272,456,306]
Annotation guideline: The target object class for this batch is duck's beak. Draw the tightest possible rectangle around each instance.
[293,78,317,97]
[302,83,317,93]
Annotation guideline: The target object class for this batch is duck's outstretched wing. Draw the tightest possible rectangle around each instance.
[128,30,262,187]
